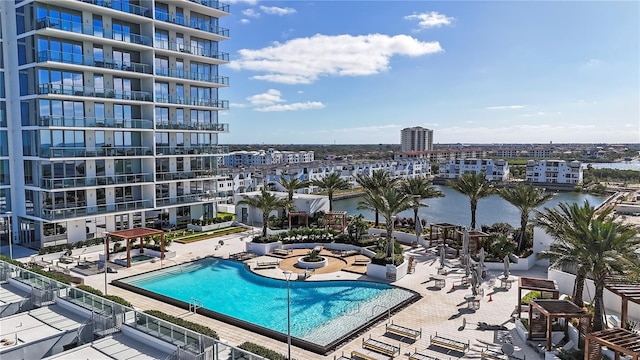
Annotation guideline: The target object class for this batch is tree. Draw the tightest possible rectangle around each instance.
[311,173,350,211]
[449,172,495,229]
[498,183,554,253]
[238,188,292,238]
[279,174,309,202]
[355,171,399,226]
[401,177,444,233]
[358,187,412,258]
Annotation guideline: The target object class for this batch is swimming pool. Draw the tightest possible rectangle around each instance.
[114,258,420,354]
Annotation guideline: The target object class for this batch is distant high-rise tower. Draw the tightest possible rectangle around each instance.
[401,127,433,152]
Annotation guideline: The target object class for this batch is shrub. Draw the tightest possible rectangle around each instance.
[521,290,542,305]
[237,342,290,360]
[0,255,25,267]
[143,310,218,339]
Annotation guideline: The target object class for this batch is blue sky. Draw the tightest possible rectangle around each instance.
[220,1,639,145]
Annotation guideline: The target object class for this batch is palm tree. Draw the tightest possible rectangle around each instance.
[401,177,444,232]
[238,188,292,238]
[311,173,350,211]
[449,172,494,229]
[498,183,554,253]
[586,217,639,331]
[355,171,399,226]
[534,201,602,307]
[358,187,412,258]
[279,174,309,202]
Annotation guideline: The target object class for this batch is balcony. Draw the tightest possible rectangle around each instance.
[155,122,228,132]
[40,173,152,189]
[156,145,228,156]
[80,0,151,18]
[38,84,152,102]
[38,50,152,75]
[156,193,214,207]
[155,169,229,181]
[154,95,228,109]
[39,146,153,158]
[39,116,153,129]
[188,0,230,13]
[36,17,152,46]
[153,41,229,61]
[155,68,229,85]
[41,200,152,220]
[155,10,229,37]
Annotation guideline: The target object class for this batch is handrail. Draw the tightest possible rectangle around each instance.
[370,304,390,322]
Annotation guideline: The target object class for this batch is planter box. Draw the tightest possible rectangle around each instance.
[246,241,282,256]
[187,221,234,232]
[368,229,422,246]
[366,260,408,281]
[484,253,537,271]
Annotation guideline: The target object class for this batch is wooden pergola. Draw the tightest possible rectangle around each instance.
[528,299,591,351]
[518,277,560,318]
[288,211,308,229]
[455,228,490,255]
[324,211,347,231]
[105,227,165,268]
[429,223,461,246]
[605,281,640,328]
[585,328,640,360]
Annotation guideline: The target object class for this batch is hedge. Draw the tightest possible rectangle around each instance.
[174,227,245,244]
[0,254,25,267]
[75,284,132,307]
[143,310,218,339]
[237,342,291,360]
[521,290,542,305]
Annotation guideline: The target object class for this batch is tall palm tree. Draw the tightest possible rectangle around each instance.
[534,201,603,307]
[401,177,444,231]
[450,172,494,229]
[355,171,399,226]
[238,188,292,238]
[499,183,554,253]
[586,217,639,331]
[358,187,412,258]
[279,175,309,203]
[311,173,350,211]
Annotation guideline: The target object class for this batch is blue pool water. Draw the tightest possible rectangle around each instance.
[120,258,416,346]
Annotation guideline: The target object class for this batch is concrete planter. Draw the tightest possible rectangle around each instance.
[484,253,537,271]
[368,229,423,246]
[366,260,408,281]
[246,241,282,256]
[297,256,328,269]
[187,221,234,232]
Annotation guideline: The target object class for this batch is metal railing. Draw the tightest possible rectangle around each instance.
[40,173,152,189]
[41,199,152,220]
[187,0,230,13]
[155,169,228,181]
[155,67,229,85]
[154,95,229,108]
[36,17,152,46]
[37,50,152,74]
[155,10,229,37]
[38,84,152,102]
[153,41,229,61]
[156,194,214,207]
[39,115,153,129]
[155,145,228,156]
[39,146,153,158]
[155,122,228,132]
[80,0,151,18]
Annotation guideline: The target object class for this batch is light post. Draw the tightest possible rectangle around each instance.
[390,215,396,258]
[6,211,12,260]
[103,232,109,295]
[283,270,293,360]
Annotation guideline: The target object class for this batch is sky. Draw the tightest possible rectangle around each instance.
[219,1,640,145]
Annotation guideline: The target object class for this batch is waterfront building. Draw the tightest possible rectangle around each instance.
[225,148,314,167]
[394,148,488,162]
[525,160,583,184]
[489,147,557,158]
[400,126,433,152]
[0,0,231,248]
[439,158,509,181]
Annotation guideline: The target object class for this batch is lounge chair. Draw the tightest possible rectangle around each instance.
[362,336,400,357]
[386,320,422,340]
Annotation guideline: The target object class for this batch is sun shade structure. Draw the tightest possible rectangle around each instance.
[429,223,461,246]
[288,211,308,229]
[605,281,640,328]
[455,228,490,255]
[585,328,640,360]
[518,277,560,319]
[528,299,591,351]
[324,211,347,231]
[105,227,165,268]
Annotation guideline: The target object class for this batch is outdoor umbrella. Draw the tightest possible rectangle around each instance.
[415,217,423,245]
[464,254,471,277]
[503,254,510,279]
[471,266,479,296]
[478,248,486,279]
[439,244,446,269]
[462,227,469,258]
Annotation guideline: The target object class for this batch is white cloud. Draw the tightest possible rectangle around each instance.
[239,19,250,24]
[229,33,443,84]
[297,90,304,94]
[241,8,260,18]
[519,111,547,117]
[485,105,525,110]
[229,102,249,108]
[404,11,454,29]
[246,89,285,106]
[225,0,258,4]
[255,101,325,112]
[260,5,296,15]
[580,58,603,70]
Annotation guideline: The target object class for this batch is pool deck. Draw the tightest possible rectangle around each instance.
[70,229,544,360]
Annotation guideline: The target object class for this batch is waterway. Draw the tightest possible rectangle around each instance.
[333,185,605,228]
[582,160,640,171]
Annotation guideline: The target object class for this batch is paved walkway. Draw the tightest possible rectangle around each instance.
[23,230,546,360]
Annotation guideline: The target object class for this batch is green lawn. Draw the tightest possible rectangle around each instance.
[174,227,246,244]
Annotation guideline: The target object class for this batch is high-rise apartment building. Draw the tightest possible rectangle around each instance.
[400,126,433,152]
[0,0,230,249]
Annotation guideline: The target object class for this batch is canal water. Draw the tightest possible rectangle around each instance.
[333,185,605,228]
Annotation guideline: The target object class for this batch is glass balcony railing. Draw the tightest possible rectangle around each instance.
[153,41,229,61]
[40,173,152,189]
[40,146,153,158]
[155,145,228,156]
[36,17,152,46]
[80,0,152,18]
[39,84,153,102]
[156,193,214,207]
[38,50,152,75]
[188,0,230,13]
[39,115,153,129]
[41,200,152,220]
[154,95,228,109]
[155,122,228,132]
[155,68,229,85]
[155,10,229,37]
[155,169,229,181]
